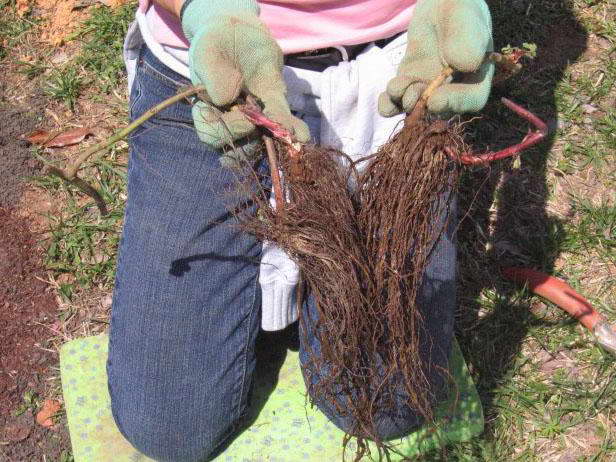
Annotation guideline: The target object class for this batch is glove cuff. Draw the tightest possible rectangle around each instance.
[260,279,300,331]
[181,0,260,41]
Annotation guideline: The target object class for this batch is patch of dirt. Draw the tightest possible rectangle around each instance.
[34,0,88,45]
[0,207,69,460]
[33,0,130,46]
[555,167,615,209]
[50,286,113,344]
[0,105,43,208]
[537,421,604,462]
[16,187,58,235]
[536,350,581,380]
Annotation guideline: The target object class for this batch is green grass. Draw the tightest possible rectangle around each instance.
[564,200,616,254]
[44,207,122,296]
[0,2,37,59]
[13,390,40,417]
[0,2,35,37]
[33,144,128,301]
[38,2,135,109]
[437,0,616,460]
[30,4,135,294]
[16,59,47,79]
[44,67,84,110]
[51,451,75,462]
[74,3,136,93]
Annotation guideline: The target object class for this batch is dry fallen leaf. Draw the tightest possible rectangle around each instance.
[35,399,61,427]
[46,127,94,147]
[23,127,93,148]
[23,129,53,145]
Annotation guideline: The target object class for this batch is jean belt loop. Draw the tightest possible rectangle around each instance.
[332,45,350,62]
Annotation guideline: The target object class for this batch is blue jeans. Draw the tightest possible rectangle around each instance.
[107,45,456,462]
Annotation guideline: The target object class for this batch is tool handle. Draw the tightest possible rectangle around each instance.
[502,267,604,330]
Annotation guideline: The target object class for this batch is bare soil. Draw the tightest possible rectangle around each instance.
[0,101,70,459]
[0,103,44,208]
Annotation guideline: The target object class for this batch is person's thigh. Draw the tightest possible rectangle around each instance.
[107,46,262,462]
[299,195,457,441]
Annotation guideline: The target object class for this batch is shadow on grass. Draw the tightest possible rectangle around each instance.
[453,0,588,453]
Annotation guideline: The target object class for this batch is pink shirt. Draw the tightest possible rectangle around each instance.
[140,0,415,54]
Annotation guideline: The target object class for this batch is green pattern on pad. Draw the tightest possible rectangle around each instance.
[60,335,483,461]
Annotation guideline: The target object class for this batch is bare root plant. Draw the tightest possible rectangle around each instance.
[238,90,465,461]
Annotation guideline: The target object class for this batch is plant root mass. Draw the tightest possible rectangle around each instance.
[241,115,465,460]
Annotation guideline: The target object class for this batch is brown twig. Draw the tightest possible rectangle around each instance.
[47,84,299,216]
[405,49,529,128]
[68,85,205,179]
[243,95,286,213]
[263,136,284,212]
[45,85,206,215]
[405,66,455,127]
[45,166,110,215]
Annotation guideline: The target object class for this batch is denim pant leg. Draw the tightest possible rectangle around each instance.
[299,196,457,440]
[107,46,263,462]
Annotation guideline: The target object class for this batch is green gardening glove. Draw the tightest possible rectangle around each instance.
[181,0,310,166]
[379,0,494,117]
